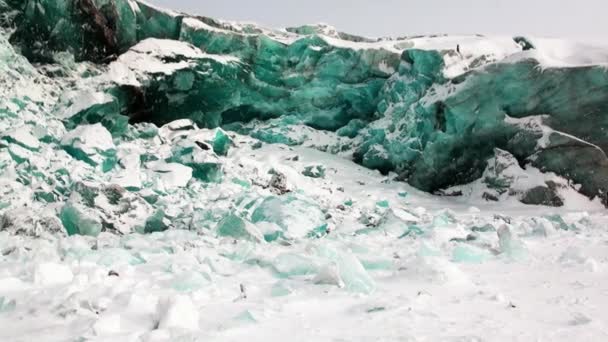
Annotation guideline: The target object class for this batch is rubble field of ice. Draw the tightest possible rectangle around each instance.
[1,140,608,341]
[1,0,608,341]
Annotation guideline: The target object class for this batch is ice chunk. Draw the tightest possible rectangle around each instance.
[497,225,526,260]
[360,257,394,271]
[431,210,456,228]
[60,203,103,237]
[0,296,16,313]
[234,310,258,324]
[270,281,293,297]
[302,165,326,178]
[60,124,117,172]
[156,295,199,330]
[170,272,211,292]
[61,182,155,235]
[335,251,376,294]
[158,119,198,142]
[168,139,223,183]
[376,200,390,208]
[313,264,344,288]
[452,245,491,263]
[1,126,41,151]
[211,129,232,156]
[251,195,326,240]
[146,161,193,189]
[231,178,251,188]
[314,245,376,294]
[272,253,318,277]
[216,214,264,243]
[144,210,170,234]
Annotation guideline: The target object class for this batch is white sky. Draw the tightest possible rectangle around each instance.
[148,0,607,45]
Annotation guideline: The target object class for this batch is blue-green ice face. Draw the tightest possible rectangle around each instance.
[4,0,608,203]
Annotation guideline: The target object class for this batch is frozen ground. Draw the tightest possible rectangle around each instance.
[1,141,607,341]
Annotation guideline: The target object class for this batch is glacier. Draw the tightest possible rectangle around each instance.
[1,0,608,341]
[4,0,608,204]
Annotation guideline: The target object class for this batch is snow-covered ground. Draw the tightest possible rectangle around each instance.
[1,139,607,341]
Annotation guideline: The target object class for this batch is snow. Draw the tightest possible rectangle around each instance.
[324,33,608,77]
[182,17,242,35]
[146,161,193,189]
[506,38,608,68]
[33,263,74,286]
[107,39,239,86]
[156,295,200,330]
[505,114,607,155]
[61,123,115,153]
[321,35,401,52]
[182,17,302,46]
[56,91,114,120]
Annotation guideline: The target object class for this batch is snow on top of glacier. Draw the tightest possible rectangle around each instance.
[146,0,608,76]
[130,38,240,64]
[505,38,608,68]
[106,38,239,86]
[181,17,302,45]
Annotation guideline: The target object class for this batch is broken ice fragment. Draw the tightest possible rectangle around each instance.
[452,245,491,263]
[7,144,33,164]
[144,210,169,234]
[544,214,577,231]
[1,126,41,151]
[306,224,330,239]
[336,251,376,294]
[302,165,326,178]
[398,225,424,238]
[360,257,394,271]
[60,124,117,172]
[272,253,318,278]
[313,264,344,288]
[146,161,193,189]
[314,245,376,294]
[376,200,390,208]
[0,296,16,313]
[251,195,326,240]
[231,178,251,188]
[60,203,103,237]
[432,210,456,228]
[170,272,211,292]
[158,119,198,142]
[270,281,293,297]
[212,129,232,156]
[234,310,258,324]
[167,140,223,183]
[216,214,264,242]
